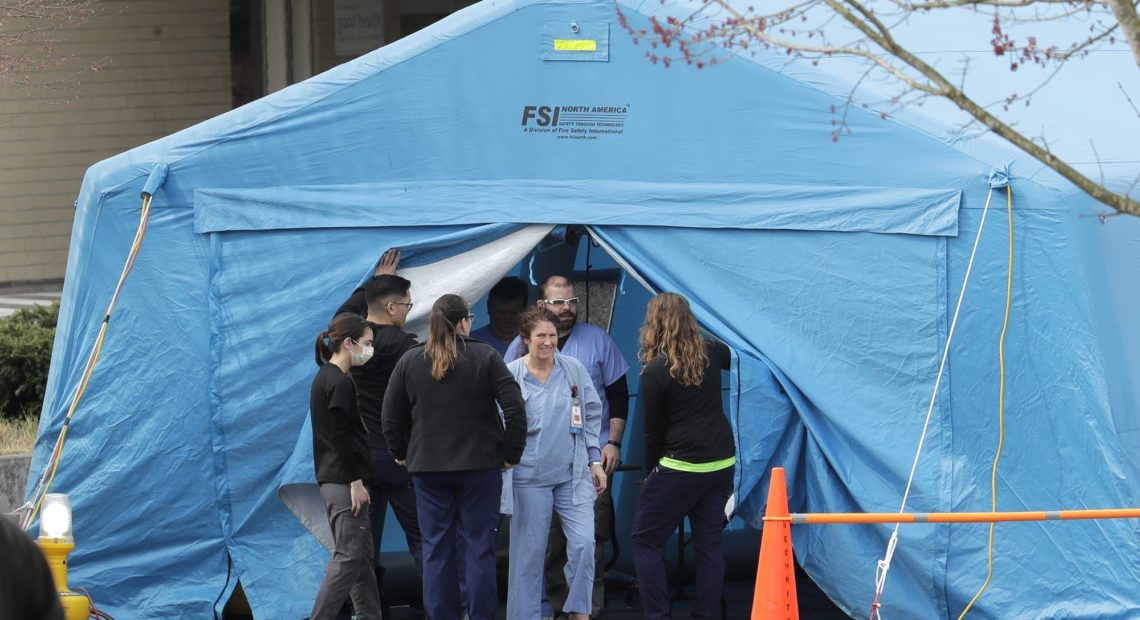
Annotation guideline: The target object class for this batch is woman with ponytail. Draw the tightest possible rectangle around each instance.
[309,312,382,620]
[382,294,526,620]
[631,292,736,620]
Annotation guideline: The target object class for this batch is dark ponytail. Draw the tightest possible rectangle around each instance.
[425,294,469,380]
[315,312,369,366]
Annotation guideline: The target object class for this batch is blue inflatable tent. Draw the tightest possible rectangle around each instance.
[29,0,1140,617]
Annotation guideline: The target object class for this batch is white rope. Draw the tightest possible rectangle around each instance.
[7,501,33,519]
[869,187,997,620]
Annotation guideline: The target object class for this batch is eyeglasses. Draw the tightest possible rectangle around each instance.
[465,313,476,321]
[389,301,414,311]
[541,298,579,308]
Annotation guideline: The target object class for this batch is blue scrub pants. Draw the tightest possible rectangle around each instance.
[508,480,595,619]
[412,467,502,620]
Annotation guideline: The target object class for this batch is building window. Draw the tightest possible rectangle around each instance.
[230,0,265,108]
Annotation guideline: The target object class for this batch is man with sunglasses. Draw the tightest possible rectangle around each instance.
[334,248,425,615]
[505,275,630,618]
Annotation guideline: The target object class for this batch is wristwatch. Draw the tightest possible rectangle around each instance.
[589,461,603,467]
[606,440,622,449]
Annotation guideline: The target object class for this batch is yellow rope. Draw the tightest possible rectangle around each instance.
[20,194,153,531]
[958,185,1013,619]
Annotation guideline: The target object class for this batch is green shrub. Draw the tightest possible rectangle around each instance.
[0,303,59,420]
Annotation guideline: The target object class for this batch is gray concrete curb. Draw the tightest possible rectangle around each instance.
[0,454,31,515]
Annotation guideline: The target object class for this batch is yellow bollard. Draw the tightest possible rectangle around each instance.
[38,537,91,620]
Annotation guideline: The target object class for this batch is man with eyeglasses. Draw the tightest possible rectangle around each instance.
[334,248,425,615]
[505,274,630,619]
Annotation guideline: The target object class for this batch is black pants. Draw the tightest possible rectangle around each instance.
[367,448,424,575]
[631,465,733,620]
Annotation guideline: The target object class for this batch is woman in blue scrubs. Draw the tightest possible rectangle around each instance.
[505,307,607,620]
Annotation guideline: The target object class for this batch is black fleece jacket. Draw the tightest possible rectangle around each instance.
[353,324,417,451]
[382,336,527,473]
[333,286,418,451]
[639,339,735,470]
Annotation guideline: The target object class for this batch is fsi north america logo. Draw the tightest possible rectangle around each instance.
[520,105,629,140]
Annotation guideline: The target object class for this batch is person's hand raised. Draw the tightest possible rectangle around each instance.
[374,248,401,276]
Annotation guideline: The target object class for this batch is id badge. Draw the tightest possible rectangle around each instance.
[570,385,583,435]
[570,403,588,433]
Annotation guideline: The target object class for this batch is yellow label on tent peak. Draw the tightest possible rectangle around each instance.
[553,39,598,52]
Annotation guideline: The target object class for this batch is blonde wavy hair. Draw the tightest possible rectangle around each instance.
[639,292,708,387]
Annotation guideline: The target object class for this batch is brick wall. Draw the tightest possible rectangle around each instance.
[0,1,232,286]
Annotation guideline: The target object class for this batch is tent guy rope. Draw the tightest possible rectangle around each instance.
[19,178,161,532]
[868,185,1004,620]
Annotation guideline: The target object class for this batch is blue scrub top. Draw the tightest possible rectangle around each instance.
[512,360,576,487]
[470,324,511,357]
[506,322,629,444]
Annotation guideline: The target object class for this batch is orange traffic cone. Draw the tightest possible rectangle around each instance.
[751,467,799,620]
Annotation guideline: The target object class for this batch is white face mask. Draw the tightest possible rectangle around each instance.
[350,344,374,366]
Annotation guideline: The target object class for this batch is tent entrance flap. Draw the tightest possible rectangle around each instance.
[587,223,954,617]
[206,223,551,618]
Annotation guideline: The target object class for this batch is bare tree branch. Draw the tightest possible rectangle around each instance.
[1120,81,1140,116]
[1104,0,1140,69]
[836,5,1140,214]
[1090,140,1106,187]
[0,0,100,89]
[1053,21,1123,62]
[984,57,1066,110]
[716,3,947,93]
[616,0,1140,217]
[900,0,1091,9]
[834,65,880,140]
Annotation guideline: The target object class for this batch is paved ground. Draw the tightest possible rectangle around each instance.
[0,289,61,318]
[375,569,851,620]
[221,564,851,619]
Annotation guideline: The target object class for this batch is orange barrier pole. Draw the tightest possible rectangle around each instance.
[752,467,798,620]
[768,508,1140,525]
